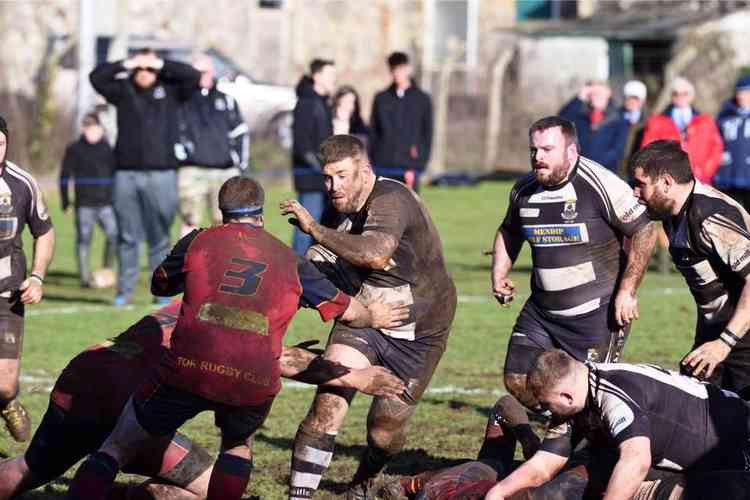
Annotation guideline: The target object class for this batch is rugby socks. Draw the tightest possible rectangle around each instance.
[68,451,119,500]
[289,426,337,499]
[206,452,253,500]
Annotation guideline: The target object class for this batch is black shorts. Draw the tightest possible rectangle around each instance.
[328,322,446,404]
[0,292,24,359]
[504,299,629,375]
[24,400,212,488]
[691,322,750,398]
[134,381,273,443]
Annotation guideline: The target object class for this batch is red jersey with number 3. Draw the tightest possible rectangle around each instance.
[154,224,350,406]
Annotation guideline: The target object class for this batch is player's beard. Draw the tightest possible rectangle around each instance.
[534,161,569,188]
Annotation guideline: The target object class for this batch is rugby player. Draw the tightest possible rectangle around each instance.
[492,116,656,417]
[280,134,457,499]
[1,302,404,500]
[630,140,750,395]
[67,176,409,500]
[485,349,750,500]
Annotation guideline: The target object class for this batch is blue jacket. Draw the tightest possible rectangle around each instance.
[714,99,750,190]
[559,97,630,174]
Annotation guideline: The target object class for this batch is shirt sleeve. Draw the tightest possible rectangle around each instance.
[26,173,53,238]
[297,256,352,321]
[698,209,750,277]
[598,389,651,445]
[362,187,411,241]
[151,230,202,296]
[598,171,650,237]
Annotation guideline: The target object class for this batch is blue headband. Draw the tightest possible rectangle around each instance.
[221,205,263,217]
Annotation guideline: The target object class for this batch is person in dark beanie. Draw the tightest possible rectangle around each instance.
[89,48,200,306]
[59,112,117,288]
[714,75,750,210]
[291,58,336,255]
[0,115,56,442]
[369,51,433,191]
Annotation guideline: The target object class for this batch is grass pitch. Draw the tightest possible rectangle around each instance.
[1,181,695,498]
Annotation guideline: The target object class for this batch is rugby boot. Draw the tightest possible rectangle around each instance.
[1,399,31,442]
[346,477,377,500]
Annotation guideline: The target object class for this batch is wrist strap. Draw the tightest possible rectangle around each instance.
[29,273,44,285]
[720,331,738,349]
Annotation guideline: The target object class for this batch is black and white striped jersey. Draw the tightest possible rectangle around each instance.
[540,362,750,472]
[664,181,750,336]
[500,157,650,317]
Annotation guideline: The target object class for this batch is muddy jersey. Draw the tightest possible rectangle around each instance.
[501,157,649,317]
[51,302,181,422]
[540,362,750,472]
[0,161,53,293]
[664,181,750,337]
[323,177,456,341]
[154,224,350,407]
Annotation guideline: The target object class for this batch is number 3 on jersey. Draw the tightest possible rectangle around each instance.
[219,258,267,296]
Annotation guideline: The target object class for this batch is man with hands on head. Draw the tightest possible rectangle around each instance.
[631,140,750,394]
[491,116,656,422]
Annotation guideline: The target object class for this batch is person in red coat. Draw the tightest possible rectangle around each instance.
[641,77,723,185]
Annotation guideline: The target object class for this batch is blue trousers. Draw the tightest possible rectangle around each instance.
[291,190,325,256]
[113,169,178,298]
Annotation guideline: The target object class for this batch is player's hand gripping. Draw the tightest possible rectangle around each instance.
[492,276,516,307]
[19,276,43,305]
[368,302,411,329]
[280,199,316,235]
[614,289,639,326]
[349,366,406,399]
[682,339,731,380]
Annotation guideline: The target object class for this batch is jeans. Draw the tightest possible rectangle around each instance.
[291,191,325,256]
[75,205,118,286]
[113,170,178,298]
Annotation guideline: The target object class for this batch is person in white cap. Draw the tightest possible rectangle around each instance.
[620,80,648,174]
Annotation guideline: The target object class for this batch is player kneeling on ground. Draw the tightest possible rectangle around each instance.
[66,176,409,500]
[0,302,403,500]
[484,349,750,500]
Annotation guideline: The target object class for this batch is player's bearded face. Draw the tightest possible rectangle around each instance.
[324,157,367,213]
[530,128,574,187]
[632,168,671,219]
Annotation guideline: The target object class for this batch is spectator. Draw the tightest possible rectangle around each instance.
[641,76,723,184]
[331,85,369,141]
[620,79,649,173]
[176,54,249,236]
[0,115,55,442]
[370,51,433,191]
[89,48,200,306]
[291,58,336,255]
[59,112,117,287]
[713,75,750,210]
[559,79,630,174]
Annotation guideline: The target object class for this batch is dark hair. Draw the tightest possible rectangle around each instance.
[81,112,100,127]
[319,134,369,167]
[218,176,265,219]
[629,140,693,184]
[528,116,579,148]
[387,51,410,69]
[309,58,334,76]
[528,349,575,399]
[333,85,367,134]
[134,47,156,56]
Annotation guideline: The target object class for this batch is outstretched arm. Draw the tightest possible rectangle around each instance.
[603,437,651,500]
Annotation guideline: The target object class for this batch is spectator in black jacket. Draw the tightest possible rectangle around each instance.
[176,54,249,236]
[89,48,200,306]
[369,51,433,192]
[59,113,117,287]
[291,58,336,255]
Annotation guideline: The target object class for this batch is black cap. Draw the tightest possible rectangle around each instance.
[0,115,7,138]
